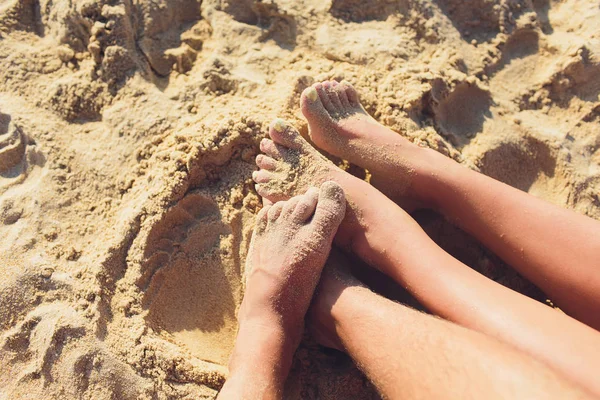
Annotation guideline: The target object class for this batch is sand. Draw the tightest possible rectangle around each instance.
[0,0,598,398]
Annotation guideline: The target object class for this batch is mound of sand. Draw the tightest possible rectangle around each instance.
[0,0,598,398]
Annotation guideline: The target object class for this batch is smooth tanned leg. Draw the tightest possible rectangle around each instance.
[308,265,592,400]
[301,79,600,330]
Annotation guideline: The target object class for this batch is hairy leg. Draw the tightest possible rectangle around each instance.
[254,118,600,397]
[308,264,592,400]
[219,183,346,399]
[300,79,600,330]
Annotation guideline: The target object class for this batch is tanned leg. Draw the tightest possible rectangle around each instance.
[218,182,346,399]
[300,79,600,331]
[254,117,600,397]
[307,264,592,400]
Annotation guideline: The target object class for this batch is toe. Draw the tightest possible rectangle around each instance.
[301,86,332,124]
[255,183,270,199]
[256,154,277,171]
[292,186,319,223]
[312,181,346,235]
[325,81,343,111]
[255,183,287,204]
[268,119,303,150]
[260,138,283,159]
[255,205,271,234]
[267,201,285,222]
[301,86,321,106]
[301,86,325,113]
[282,196,301,216]
[315,83,336,113]
[252,169,273,184]
[341,80,359,106]
[336,82,351,108]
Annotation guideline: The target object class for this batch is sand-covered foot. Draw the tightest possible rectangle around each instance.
[252,117,419,249]
[224,183,346,395]
[300,80,386,160]
[238,182,346,350]
[300,80,438,208]
[253,118,349,204]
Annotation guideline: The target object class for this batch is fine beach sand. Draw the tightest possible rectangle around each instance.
[0,0,599,398]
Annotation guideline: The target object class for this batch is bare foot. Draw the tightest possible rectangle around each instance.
[251,118,428,286]
[223,183,346,397]
[241,181,346,339]
[299,80,386,160]
[253,118,343,203]
[299,80,442,208]
[253,118,374,246]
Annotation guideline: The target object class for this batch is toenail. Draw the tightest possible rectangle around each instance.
[341,80,352,87]
[273,118,287,132]
[252,171,259,180]
[306,87,318,101]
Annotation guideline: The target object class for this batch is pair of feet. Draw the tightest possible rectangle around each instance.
[226,80,600,399]
[237,80,440,364]
[253,79,432,212]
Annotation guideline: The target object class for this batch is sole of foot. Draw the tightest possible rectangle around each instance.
[253,118,352,204]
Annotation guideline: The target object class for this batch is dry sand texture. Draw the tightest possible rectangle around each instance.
[0,0,599,398]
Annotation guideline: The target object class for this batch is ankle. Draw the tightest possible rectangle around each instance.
[309,277,368,350]
[329,173,373,246]
[228,320,297,383]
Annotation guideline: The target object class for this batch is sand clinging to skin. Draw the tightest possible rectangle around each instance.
[0,0,599,398]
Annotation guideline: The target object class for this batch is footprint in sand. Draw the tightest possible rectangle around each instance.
[1,303,86,383]
[139,192,241,365]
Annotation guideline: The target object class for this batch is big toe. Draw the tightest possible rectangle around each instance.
[268,118,304,150]
[312,181,346,235]
[301,86,328,119]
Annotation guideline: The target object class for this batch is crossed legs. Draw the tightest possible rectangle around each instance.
[249,80,600,397]
[309,261,590,400]
[219,185,591,400]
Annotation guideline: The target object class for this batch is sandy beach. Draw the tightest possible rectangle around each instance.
[0,0,598,398]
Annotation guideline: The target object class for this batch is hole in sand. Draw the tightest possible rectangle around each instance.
[434,83,493,146]
[500,30,540,66]
[433,0,500,41]
[476,136,557,192]
[329,0,410,22]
